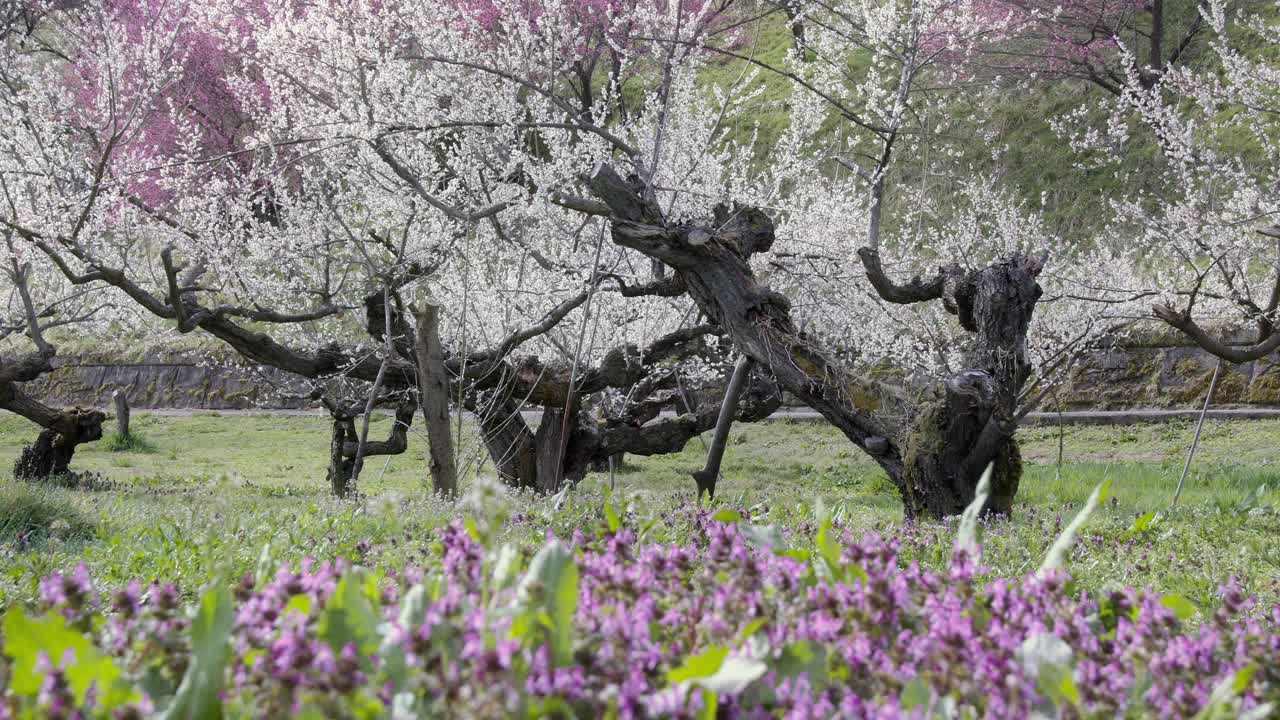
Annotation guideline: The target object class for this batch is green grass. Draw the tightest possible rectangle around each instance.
[2,412,1275,508]
[99,431,157,453]
[0,412,1277,612]
[0,483,97,545]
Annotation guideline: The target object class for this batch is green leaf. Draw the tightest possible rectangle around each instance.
[318,570,381,657]
[693,655,767,696]
[670,646,764,699]
[815,513,841,575]
[282,594,312,618]
[1195,664,1263,719]
[347,690,388,719]
[953,464,993,562]
[603,503,621,533]
[778,548,810,563]
[1017,631,1078,708]
[1233,484,1269,515]
[1018,632,1072,671]
[737,618,767,643]
[2,608,135,707]
[710,509,741,523]
[254,542,273,585]
[380,583,427,690]
[550,485,571,512]
[463,517,483,543]
[814,509,866,585]
[2,608,81,696]
[1238,705,1277,720]
[1127,511,1156,534]
[391,693,417,718]
[394,583,427,631]
[1037,662,1080,707]
[517,540,578,666]
[1159,594,1198,621]
[900,678,932,710]
[772,641,828,684]
[696,689,718,720]
[529,696,575,718]
[668,646,729,684]
[162,583,234,720]
[637,515,661,543]
[1039,480,1109,575]
[490,544,519,596]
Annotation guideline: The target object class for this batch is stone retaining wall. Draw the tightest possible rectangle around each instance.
[20,340,1280,410]
[26,353,312,410]
[1063,341,1280,409]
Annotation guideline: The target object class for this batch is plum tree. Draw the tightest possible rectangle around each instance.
[0,0,1119,515]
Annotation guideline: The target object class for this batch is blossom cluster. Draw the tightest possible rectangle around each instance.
[2,508,1276,718]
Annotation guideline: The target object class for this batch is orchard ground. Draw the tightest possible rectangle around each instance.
[1,412,1277,613]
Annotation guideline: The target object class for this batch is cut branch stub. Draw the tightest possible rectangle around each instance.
[857,246,945,304]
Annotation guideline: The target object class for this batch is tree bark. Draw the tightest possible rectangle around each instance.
[534,404,572,494]
[327,418,356,497]
[1149,0,1164,73]
[351,288,395,484]
[11,406,104,481]
[471,367,780,494]
[477,399,579,493]
[474,396,539,489]
[112,390,130,437]
[324,402,416,497]
[691,354,754,498]
[1,365,104,482]
[587,163,1040,519]
[414,301,458,497]
[782,0,807,56]
[342,404,416,460]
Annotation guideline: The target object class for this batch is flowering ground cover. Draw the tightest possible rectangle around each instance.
[1,418,1278,717]
[1,471,1278,718]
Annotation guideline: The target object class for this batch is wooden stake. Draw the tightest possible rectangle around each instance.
[1173,360,1222,508]
[691,355,754,499]
[112,390,130,438]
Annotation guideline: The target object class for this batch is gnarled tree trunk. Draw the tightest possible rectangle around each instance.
[323,401,416,498]
[588,164,1041,519]
[896,256,1041,517]
[470,366,782,495]
[12,408,104,481]
[0,357,105,482]
[327,417,357,497]
[474,395,539,489]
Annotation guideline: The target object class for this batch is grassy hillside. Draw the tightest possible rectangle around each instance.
[687,4,1262,245]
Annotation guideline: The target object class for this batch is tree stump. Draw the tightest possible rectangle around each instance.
[113,390,131,437]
